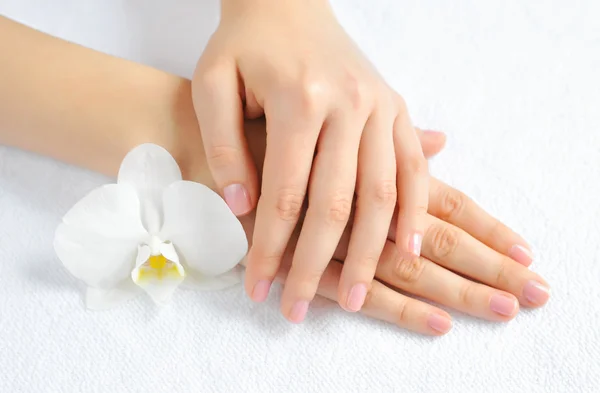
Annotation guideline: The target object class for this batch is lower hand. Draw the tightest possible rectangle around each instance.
[236,121,549,333]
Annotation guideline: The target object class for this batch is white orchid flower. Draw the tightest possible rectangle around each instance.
[53,143,248,309]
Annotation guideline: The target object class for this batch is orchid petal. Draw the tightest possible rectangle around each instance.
[134,272,184,306]
[134,244,152,268]
[117,143,182,234]
[159,181,248,277]
[181,266,243,291]
[159,242,185,276]
[54,184,148,288]
[86,280,142,310]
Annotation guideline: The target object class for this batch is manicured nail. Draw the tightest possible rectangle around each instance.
[422,129,445,138]
[289,301,309,323]
[490,294,518,316]
[251,280,271,302]
[523,280,550,306]
[427,313,452,334]
[509,244,534,266]
[409,233,423,257]
[223,184,251,216]
[346,283,367,312]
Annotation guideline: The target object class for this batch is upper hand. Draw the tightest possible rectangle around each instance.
[192,0,429,322]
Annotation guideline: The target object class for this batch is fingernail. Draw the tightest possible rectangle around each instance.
[251,280,271,302]
[427,313,452,334]
[223,184,251,216]
[509,244,534,266]
[523,280,550,306]
[490,294,518,316]
[422,129,445,138]
[289,301,309,323]
[409,233,423,257]
[346,283,367,312]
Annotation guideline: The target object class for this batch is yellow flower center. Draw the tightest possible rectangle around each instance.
[148,254,167,269]
[135,254,183,282]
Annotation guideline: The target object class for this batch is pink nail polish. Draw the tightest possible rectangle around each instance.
[223,184,251,216]
[509,245,534,266]
[427,314,452,334]
[251,280,271,302]
[422,129,445,137]
[346,284,367,312]
[490,294,518,316]
[523,280,550,306]
[289,301,309,323]
[409,233,423,257]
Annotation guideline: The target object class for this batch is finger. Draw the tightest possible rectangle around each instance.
[338,108,397,312]
[428,178,534,266]
[244,97,324,303]
[280,112,362,323]
[275,259,451,335]
[393,98,429,258]
[422,215,551,308]
[375,240,519,321]
[415,127,447,158]
[192,61,257,216]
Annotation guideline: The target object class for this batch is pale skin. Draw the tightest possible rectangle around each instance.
[0,17,550,335]
[194,0,431,321]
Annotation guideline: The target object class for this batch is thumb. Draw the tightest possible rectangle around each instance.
[192,62,258,216]
[416,127,446,158]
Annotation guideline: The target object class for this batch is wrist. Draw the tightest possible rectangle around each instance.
[220,0,332,20]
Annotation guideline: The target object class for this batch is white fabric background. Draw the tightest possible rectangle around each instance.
[0,1,599,392]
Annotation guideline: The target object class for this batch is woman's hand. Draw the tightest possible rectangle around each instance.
[193,0,429,321]
[237,123,548,333]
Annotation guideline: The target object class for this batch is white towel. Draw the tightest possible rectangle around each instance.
[0,1,598,392]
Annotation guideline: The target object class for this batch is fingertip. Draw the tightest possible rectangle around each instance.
[490,293,520,319]
[419,129,447,158]
[250,279,272,303]
[284,300,309,324]
[340,283,368,313]
[395,226,424,258]
[223,183,253,216]
[427,312,453,335]
[409,232,423,257]
[508,244,534,267]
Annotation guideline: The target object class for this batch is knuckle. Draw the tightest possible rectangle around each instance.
[438,189,468,221]
[396,300,409,326]
[323,193,353,225]
[354,254,381,270]
[344,75,372,110]
[296,77,329,114]
[401,155,428,176]
[296,267,326,289]
[196,63,228,92]
[458,283,477,308]
[487,220,508,243]
[206,144,242,170]
[275,188,305,222]
[374,86,396,111]
[393,255,425,284]
[429,226,460,259]
[253,250,284,266]
[369,180,397,208]
[395,94,409,114]
[361,285,376,309]
[248,249,284,272]
[494,261,510,288]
